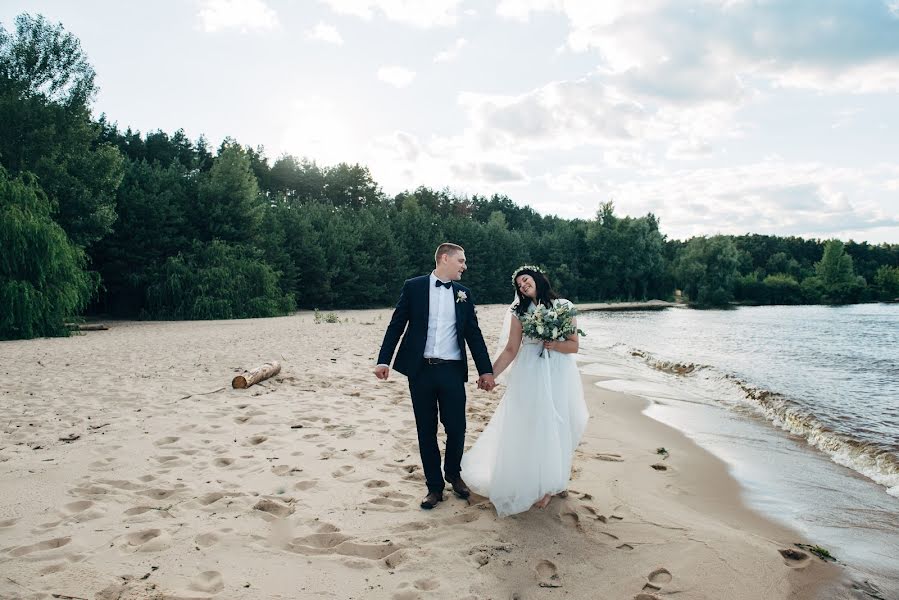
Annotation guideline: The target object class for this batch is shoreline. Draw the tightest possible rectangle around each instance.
[0,306,843,599]
[578,299,677,312]
[573,372,843,599]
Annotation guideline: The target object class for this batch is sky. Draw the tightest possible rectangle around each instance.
[2,0,899,243]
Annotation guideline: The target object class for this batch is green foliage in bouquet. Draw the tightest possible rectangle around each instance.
[519,301,586,355]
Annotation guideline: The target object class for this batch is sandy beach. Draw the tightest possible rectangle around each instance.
[0,306,843,599]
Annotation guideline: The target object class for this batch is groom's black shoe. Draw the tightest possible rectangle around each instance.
[420,491,444,509]
[446,476,471,499]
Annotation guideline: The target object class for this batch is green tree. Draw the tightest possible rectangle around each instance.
[672,236,742,307]
[762,274,802,304]
[89,159,195,315]
[873,265,899,300]
[814,239,866,303]
[0,13,124,247]
[321,163,382,208]
[144,240,294,320]
[815,240,855,288]
[0,167,96,339]
[194,141,263,244]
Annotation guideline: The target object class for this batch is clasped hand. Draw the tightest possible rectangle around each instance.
[477,374,496,392]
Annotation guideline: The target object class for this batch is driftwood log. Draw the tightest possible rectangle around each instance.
[232,361,281,389]
[65,323,109,331]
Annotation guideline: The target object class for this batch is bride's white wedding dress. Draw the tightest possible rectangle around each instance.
[461,300,589,517]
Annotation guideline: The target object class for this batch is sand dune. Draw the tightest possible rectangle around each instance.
[0,307,841,599]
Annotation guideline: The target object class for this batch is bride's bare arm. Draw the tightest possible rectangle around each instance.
[492,316,523,377]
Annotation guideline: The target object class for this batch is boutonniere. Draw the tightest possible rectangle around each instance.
[456,290,467,303]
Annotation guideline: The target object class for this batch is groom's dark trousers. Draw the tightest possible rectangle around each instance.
[377,275,492,494]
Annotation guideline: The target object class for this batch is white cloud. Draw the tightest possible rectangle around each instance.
[434,38,468,63]
[306,22,344,45]
[317,0,464,28]
[361,129,533,195]
[451,161,528,183]
[456,74,744,161]
[542,161,899,240]
[497,0,899,97]
[196,0,278,33]
[377,66,416,87]
[459,78,646,151]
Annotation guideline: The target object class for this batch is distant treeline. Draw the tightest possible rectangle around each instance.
[2,13,898,340]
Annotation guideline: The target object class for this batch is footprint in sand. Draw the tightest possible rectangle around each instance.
[364,479,390,488]
[536,559,562,588]
[650,463,668,471]
[294,480,319,491]
[9,536,71,557]
[71,484,111,497]
[213,457,235,467]
[154,436,179,446]
[61,500,94,515]
[648,568,672,584]
[271,464,303,476]
[124,528,171,552]
[443,512,479,525]
[253,498,294,518]
[392,520,432,533]
[39,562,67,575]
[199,492,226,506]
[595,453,624,462]
[413,578,440,591]
[0,517,19,528]
[778,548,812,568]
[581,505,607,522]
[290,532,353,551]
[189,570,224,594]
[141,488,177,501]
[123,506,173,518]
[331,465,356,478]
[368,497,408,509]
[195,532,221,547]
[88,457,117,471]
[245,435,268,446]
[558,507,583,530]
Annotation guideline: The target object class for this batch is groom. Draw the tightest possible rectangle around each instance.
[374,243,495,509]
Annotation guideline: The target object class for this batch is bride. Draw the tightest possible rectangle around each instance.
[461,266,589,517]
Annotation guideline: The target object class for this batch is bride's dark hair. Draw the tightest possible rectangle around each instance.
[513,268,559,317]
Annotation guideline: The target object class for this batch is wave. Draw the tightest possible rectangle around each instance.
[616,345,899,498]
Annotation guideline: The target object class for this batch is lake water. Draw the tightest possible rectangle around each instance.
[578,303,899,597]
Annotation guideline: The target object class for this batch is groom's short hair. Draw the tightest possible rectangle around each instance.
[435,243,464,264]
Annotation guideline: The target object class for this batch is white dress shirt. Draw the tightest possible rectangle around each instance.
[425,272,462,360]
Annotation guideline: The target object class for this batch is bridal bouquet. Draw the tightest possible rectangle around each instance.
[520,300,586,356]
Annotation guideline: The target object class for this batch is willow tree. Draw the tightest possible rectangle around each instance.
[0,167,97,339]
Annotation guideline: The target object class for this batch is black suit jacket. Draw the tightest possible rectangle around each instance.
[377,275,492,382]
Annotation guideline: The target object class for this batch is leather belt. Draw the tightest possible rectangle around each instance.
[424,358,461,365]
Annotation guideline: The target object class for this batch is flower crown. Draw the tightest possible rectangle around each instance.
[511,264,544,284]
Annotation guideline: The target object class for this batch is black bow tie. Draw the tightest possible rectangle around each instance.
[435,279,452,289]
